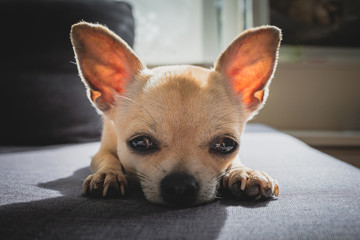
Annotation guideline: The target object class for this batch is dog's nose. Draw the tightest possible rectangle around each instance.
[160,172,199,206]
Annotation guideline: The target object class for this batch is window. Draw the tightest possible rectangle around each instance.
[127,0,248,65]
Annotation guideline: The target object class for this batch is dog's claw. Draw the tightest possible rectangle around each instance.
[83,170,127,197]
[274,184,279,197]
[240,176,247,190]
[224,167,278,200]
[120,184,125,196]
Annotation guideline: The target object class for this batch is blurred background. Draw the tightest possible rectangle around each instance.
[1,0,359,166]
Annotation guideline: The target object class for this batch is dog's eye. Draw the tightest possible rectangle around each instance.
[128,136,157,153]
[211,138,238,154]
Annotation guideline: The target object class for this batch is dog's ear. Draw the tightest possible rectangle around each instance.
[70,22,144,111]
[215,26,281,118]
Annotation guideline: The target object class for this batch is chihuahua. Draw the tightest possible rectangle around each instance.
[70,22,281,206]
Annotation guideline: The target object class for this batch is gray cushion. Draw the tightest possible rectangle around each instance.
[0,125,359,239]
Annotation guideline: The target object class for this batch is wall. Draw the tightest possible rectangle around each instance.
[253,61,360,131]
[251,52,360,149]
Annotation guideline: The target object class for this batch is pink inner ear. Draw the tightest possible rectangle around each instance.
[79,32,133,103]
[227,55,273,106]
[82,59,130,104]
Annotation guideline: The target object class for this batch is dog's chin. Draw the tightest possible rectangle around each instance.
[141,183,218,207]
[144,195,216,208]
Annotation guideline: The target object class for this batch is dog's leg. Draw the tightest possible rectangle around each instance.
[83,117,127,197]
[223,157,279,200]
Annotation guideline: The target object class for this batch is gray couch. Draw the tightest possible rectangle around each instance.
[1,124,359,239]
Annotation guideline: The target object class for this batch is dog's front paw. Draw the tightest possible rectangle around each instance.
[223,167,279,200]
[83,170,127,197]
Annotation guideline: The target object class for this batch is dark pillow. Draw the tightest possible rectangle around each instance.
[0,0,135,145]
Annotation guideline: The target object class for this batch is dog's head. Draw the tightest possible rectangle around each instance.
[71,22,281,206]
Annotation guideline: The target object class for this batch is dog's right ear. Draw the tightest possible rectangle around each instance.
[215,26,281,119]
[70,22,144,111]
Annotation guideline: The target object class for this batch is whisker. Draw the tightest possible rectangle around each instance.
[214,112,234,124]
[133,117,154,128]
[118,95,158,131]
[228,166,245,171]
[214,120,239,128]
[214,195,223,200]
[118,95,136,103]
[208,170,227,184]
[149,161,166,176]
[192,163,210,177]
[125,166,150,181]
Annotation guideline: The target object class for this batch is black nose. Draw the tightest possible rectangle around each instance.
[160,172,199,206]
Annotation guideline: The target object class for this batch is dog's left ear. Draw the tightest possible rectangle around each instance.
[215,26,281,118]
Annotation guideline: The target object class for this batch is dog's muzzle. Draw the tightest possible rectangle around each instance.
[160,172,199,206]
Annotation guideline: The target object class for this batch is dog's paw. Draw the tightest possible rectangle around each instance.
[223,167,279,200]
[83,170,127,197]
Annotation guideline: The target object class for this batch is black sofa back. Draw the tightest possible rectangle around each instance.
[0,0,135,145]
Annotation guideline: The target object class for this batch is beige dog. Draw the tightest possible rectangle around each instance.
[70,22,281,206]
